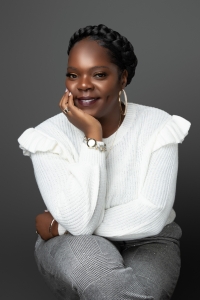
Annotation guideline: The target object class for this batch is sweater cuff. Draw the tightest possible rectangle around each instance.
[58,223,67,235]
[79,143,106,166]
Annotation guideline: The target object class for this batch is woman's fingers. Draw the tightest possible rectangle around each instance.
[59,89,102,136]
[61,90,78,115]
[67,91,74,109]
[65,91,74,113]
[59,90,70,112]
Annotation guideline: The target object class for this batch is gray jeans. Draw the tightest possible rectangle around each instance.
[34,222,181,300]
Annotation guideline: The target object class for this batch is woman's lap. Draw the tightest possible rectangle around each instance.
[34,222,181,300]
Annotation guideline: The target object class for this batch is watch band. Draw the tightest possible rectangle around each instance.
[83,136,107,152]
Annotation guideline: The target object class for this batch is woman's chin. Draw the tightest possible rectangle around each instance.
[82,109,100,118]
[74,103,102,118]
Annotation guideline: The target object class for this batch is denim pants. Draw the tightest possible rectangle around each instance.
[34,222,181,300]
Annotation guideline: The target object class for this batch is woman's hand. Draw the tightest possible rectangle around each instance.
[35,211,58,241]
[59,90,102,140]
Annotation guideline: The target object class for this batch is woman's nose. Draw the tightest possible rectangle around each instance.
[77,75,94,91]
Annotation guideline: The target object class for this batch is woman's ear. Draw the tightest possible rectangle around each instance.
[121,70,128,89]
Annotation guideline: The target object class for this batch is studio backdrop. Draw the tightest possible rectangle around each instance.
[1,1,199,299]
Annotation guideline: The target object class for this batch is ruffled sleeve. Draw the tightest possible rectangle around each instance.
[18,126,107,235]
[18,128,74,161]
[153,115,191,152]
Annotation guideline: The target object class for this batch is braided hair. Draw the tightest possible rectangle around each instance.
[67,24,138,86]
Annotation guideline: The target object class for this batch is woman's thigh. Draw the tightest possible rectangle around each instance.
[35,233,126,299]
[34,234,155,300]
[121,222,182,300]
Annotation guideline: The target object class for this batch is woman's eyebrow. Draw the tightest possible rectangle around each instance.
[67,66,110,70]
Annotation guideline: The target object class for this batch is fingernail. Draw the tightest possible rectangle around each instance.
[65,88,68,92]
[69,92,71,96]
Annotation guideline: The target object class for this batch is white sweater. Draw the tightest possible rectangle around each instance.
[18,103,191,241]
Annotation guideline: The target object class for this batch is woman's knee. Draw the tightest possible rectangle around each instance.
[35,234,77,277]
[34,234,123,283]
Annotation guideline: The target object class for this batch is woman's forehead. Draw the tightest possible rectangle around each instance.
[68,39,112,67]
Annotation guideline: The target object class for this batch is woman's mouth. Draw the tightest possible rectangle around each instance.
[76,97,100,107]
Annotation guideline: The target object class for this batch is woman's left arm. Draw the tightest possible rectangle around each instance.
[95,144,179,239]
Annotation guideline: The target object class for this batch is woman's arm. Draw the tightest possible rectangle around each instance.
[95,144,178,239]
[31,141,107,236]
[19,90,107,237]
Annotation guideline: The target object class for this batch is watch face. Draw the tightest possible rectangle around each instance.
[87,139,96,147]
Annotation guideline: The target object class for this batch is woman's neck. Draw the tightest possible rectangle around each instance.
[100,112,125,139]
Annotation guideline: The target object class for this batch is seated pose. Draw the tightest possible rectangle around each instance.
[18,24,191,300]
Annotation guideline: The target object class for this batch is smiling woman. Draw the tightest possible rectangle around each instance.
[18,24,191,300]
[61,37,130,140]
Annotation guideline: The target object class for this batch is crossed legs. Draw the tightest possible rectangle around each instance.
[34,223,181,300]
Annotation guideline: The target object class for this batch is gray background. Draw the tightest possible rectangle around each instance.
[1,0,199,299]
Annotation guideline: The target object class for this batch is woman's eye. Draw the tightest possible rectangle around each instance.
[66,73,77,79]
[95,73,107,78]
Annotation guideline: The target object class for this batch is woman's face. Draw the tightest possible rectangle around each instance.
[66,38,127,120]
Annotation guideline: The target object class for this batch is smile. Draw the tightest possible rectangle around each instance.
[77,98,100,107]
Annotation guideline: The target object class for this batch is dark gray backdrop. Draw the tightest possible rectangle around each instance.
[1,1,199,299]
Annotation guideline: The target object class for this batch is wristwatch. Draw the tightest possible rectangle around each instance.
[83,136,107,152]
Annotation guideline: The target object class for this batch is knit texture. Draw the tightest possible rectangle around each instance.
[18,103,191,240]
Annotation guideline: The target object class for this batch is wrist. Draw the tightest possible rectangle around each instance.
[86,135,102,141]
[84,128,102,141]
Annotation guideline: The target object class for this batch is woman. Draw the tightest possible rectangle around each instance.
[18,24,191,299]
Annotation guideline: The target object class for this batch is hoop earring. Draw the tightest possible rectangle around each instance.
[119,89,128,116]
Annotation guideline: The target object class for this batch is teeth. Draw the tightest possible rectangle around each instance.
[81,99,95,102]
